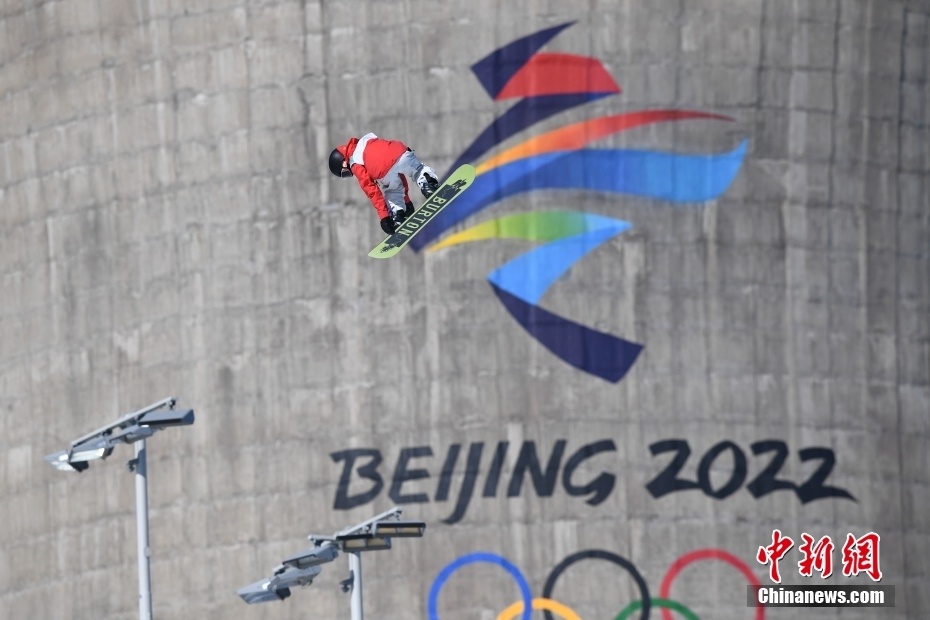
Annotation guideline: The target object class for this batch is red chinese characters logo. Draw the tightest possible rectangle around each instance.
[798,533,834,579]
[756,529,794,584]
[842,532,882,581]
[758,530,882,583]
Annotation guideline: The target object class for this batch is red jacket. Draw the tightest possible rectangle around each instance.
[336,134,409,219]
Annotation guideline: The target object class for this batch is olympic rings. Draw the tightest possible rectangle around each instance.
[497,597,583,620]
[429,548,765,620]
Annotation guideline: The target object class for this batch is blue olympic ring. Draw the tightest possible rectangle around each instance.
[428,551,534,620]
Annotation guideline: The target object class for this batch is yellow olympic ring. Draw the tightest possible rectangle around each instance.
[496,597,583,620]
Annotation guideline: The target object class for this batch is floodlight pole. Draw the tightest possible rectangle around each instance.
[238,506,425,612]
[44,397,194,620]
[349,551,363,620]
[132,439,153,620]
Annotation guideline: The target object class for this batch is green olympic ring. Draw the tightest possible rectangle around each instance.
[614,598,700,620]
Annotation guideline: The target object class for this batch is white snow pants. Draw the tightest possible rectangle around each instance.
[377,150,434,217]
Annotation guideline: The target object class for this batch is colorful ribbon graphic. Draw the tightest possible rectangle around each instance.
[418,22,749,382]
[428,211,643,382]
[449,21,621,172]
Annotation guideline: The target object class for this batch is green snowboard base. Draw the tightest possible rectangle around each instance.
[368,164,476,259]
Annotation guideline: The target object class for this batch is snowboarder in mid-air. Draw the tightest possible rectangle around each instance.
[329,133,440,235]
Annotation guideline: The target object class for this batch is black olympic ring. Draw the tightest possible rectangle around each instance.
[542,549,651,620]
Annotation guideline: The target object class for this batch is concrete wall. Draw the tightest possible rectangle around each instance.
[0,0,927,618]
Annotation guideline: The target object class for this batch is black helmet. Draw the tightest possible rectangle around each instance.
[329,148,352,178]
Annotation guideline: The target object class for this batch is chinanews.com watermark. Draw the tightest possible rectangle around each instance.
[748,585,894,607]
[751,529,895,608]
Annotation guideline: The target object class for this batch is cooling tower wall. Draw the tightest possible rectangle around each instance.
[0,1,927,618]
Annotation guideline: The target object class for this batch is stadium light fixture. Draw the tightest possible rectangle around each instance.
[43,397,195,620]
[238,563,323,604]
[337,534,392,552]
[238,506,426,620]
[372,520,426,538]
[282,542,340,569]
[45,450,90,472]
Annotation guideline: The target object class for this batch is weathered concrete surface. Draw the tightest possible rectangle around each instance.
[0,0,927,618]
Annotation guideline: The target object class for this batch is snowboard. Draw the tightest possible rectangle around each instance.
[368,164,476,259]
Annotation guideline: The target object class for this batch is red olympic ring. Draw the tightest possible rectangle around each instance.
[659,548,765,620]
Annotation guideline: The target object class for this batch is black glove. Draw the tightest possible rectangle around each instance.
[380,216,398,235]
[404,201,415,219]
